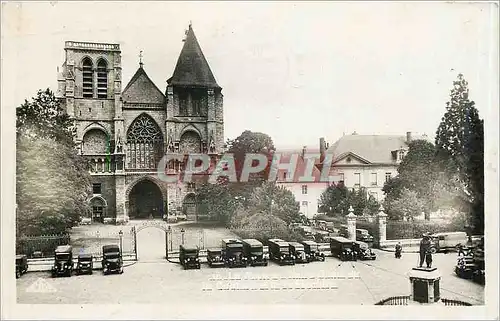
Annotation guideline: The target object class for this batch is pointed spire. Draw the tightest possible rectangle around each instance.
[167,23,220,88]
[139,50,143,68]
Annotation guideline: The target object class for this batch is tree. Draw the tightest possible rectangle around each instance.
[318,183,349,215]
[435,74,484,234]
[385,188,425,221]
[16,89,91,236]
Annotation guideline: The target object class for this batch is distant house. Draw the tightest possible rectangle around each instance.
[274,148,329,219]
[320,132,433,201]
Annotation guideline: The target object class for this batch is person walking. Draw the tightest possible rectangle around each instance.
[395,242,402,259]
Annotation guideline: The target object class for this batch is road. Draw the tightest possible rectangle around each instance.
[17,249,484,305]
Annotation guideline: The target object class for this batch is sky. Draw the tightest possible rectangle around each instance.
[1,1,498,150]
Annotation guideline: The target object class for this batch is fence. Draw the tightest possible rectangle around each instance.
[167,228,205,252]
[441,298,473,306]
[375,296,473,306]
[16,234,71,258]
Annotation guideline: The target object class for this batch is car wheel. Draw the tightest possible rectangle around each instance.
[430,247,437,254]
[16,270,20,279]
[89,270,93,275]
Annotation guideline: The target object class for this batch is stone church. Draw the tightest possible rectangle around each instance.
[56,24,224,223]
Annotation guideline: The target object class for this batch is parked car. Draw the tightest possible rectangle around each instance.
[330,236,356,261]
[179,245,201,270]
[268,239,295,265]
[288,242,309,263]
[76,254,93,275]
[356,229,374,243]
[16,255,28,279]
[301,240,325,262]
[221,239,247,268]
[339,225,349,238]
[206,249,225,268]
[430,232,468,253]
[102,245,123,274]
[242,239,268,267]
[51,245,73,277]
[353,241,376,260]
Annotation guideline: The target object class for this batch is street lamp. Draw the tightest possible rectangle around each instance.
[181,228,185,245]
[118,230,123,258]
[270,199,275,234]
[167,225,173,251]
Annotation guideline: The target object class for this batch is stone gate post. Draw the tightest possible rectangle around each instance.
[376,205,388,248]
[346,205,356,241]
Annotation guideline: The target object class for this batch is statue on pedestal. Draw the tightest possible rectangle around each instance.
[419,234,433,268]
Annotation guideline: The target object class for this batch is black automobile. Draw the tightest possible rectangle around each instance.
[51,245,73,277]
[289,242,309,264]
[356,229,374,243]
[301,240,325,262]
[179,245,201,270]
[16,255,28,279]
[268,238,295,265]
[207,249,225,268]
[353,241,376,260]
[221,239,247,268]
[242,239,268,267]
[76,253,94,275]
[102,245,123,275]
[330,237,356,261]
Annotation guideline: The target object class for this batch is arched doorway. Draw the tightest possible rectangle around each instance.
[135,225,168,262]
[89,196,107,223]
[183,193,197,221]
[128,180,164,219]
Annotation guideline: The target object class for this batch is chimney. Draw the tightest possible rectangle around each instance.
[406,132,412,143]
[302,146,306,158]
[319,137,325,156]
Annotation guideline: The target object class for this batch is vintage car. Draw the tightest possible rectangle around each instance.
[356,229,374,243]
[330,236,356,261]
[221,239,247,268]
[288,242,309,264]
[353,241,376,260]
[76,253,93,275]
[179,245,201,270]
[268,238,295,265]
[206,249,225,268]
[339,225,349,238]
[430,232,468,253]
[454,251,476,279]
[242,239,268,267]
[51,245,73,277]
[16,255,28,279]
[102,245,123,275]
[301,240,325,262]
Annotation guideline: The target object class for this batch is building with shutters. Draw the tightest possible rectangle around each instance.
[56,24,224,222]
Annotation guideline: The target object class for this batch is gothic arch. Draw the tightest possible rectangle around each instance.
[82,128,109,154]
[179,130,202,154]
[182,193,197,220]
[126,113,164,169]
[82,122,110,139]
[88,195,108,222]
[126,176,167,220]
[80,56,94,68]
[179,124,203,140]
[95,56,110,69]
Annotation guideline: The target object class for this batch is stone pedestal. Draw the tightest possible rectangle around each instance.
[346,206,356,241]
[408,267,443,305]
[376,205,387,248]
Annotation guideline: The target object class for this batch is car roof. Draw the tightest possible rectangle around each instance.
[330,236,353,243]
[269,239,289,246]
[242,239,263,246]
[55,245,73,253]
[102,244,119,251]
[222,238,242,243]
[180,244,199,251]
[78,253,93,258]
[207,248,222,252]
[302,240,317,245]
[288,242,303,247]
[16,254,26,259]
[356,228,368,232]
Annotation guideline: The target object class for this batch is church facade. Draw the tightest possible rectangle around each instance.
[56,24,224,223]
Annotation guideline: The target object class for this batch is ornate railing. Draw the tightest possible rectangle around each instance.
[65,41,120,51]
[441,298,473,306]
[16,234,71,258]
[375,295,410,305]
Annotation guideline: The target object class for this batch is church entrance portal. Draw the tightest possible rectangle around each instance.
[128,180,164,219]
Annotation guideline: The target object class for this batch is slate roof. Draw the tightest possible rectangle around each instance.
[325,134,433,164]
[274,151,325,183]
[167,24,220,88]
[122,66,165,104]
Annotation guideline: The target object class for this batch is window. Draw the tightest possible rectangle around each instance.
[82,58,93,98]
[301,185,308,194]
[187,182,196,189]
[370,173,377,186]
[96,59,108,99]
[354,173,361,186]
[369,192,378,201]
[126,114,164,169]
[302,201,308,206]
[178,91,188,115]
[283,171,287,180]
[92,183,102,194]
[339,173,345,183]
[385,172,392,183]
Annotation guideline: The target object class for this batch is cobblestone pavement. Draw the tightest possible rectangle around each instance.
[17,248,484,305]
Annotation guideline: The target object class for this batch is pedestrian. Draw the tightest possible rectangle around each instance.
[395,242,402,259]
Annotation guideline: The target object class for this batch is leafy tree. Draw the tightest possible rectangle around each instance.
[385,188,425,221]
[16,89,91,236]
[318,183,349,215]
[435,74,484,234]
[364,194,380,216]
